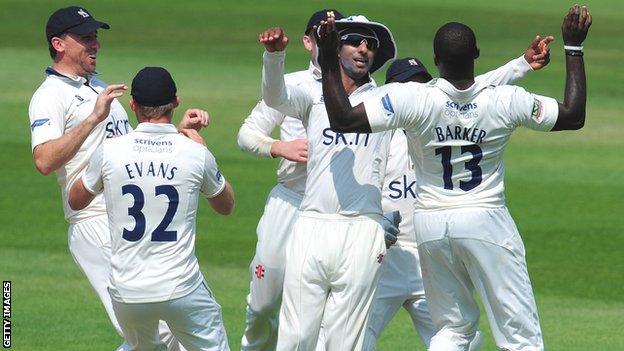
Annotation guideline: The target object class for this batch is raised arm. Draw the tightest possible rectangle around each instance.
[31,84,126,175]
[259,27,314,124]
[552,4,591,131]
[316,18,371,133]
[476,35,554,86]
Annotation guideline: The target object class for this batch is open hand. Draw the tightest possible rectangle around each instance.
[93,84,126,122]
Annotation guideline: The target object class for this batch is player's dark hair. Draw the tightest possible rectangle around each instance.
[433,22,478,65]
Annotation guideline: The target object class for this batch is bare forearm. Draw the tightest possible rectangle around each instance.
[33,115,100,174]
[319,45,371,133]
[553,54,586,130]
[68,178,96,210]
[207,182,235,215]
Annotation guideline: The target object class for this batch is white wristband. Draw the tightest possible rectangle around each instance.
[564,45,583,51]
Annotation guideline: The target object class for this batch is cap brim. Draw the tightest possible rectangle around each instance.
[66,19,110,35]
[335,20,396,74]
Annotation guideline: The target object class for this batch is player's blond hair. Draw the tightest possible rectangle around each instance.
[135,102,176,119]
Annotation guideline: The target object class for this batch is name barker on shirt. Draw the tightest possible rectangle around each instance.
[435,100,488,143]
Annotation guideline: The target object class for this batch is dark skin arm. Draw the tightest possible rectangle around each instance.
[315,18,371,133]
[552,4,592,131]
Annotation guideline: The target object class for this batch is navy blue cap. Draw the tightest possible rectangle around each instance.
[46,6,110,42]
[305,9,344,34]
[131,67,177,107]
[385,57,432,84]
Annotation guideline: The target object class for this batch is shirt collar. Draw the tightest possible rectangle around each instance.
[45,66,98,85]
[434,77,487,102]
[134,122,178,134]
[308,61,322,81]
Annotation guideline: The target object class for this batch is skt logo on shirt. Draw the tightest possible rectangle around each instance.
[387,175,416,199]
[322,128,370,147]
[105,119,130,138]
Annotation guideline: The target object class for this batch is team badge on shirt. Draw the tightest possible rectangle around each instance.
[531,98,543,122]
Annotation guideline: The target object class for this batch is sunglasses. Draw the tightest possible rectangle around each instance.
[340,33,379,51]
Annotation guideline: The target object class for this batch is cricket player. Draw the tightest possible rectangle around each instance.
[238,11,344,350]
[260,15,398,350]
[68,67,234,351]
[365,41,553,351]
[28,6,206,350]
[315,5,591,350]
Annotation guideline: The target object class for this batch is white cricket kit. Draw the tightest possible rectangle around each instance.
[364,78,558,351]
[263,50,389,351]
[29,67,130,222]
[82,123,229,350]
[365,56,534,350]
[237,63,318,351]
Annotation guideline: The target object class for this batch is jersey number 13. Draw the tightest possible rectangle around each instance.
[435,145,483,191]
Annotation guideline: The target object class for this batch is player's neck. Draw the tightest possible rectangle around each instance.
[52,61,89,80]
[341,70,369,96]
[438,64,475,90]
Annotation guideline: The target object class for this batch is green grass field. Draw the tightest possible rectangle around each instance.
[1,0,623,350]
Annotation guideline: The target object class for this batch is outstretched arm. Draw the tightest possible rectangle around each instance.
[476,35,554,86]
[552,4,592,131]
[316,18,371,133]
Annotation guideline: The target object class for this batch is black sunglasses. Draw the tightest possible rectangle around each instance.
[340,33,380,51]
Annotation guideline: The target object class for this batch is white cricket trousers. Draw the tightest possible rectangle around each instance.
[362,245,483,351]
[415,207,543,351]
[363,245,435,349]
[112,283,230,351]
[277,212,386,351]
[241,184,302,351]
[68,215,184,351]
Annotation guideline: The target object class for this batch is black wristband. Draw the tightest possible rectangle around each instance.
[565,49,584,56]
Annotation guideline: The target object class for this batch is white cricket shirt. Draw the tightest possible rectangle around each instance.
[238,62,322,196]
[29,68,130,223]
[82,123,226,303]
[380,56,534,246]
[366,78,558,211]
[263,51,391,216]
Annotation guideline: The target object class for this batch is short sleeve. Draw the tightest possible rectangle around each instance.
[82,144,104,194]
[363,82,425,133]
[505,86,559,131]
[28,87,66,151]
[201,149,226,198]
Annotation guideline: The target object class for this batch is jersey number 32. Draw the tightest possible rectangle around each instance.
[121,184,179,242]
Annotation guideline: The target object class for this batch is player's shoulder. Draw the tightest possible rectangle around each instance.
[30,76,73,107]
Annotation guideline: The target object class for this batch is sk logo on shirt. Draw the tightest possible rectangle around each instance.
[381,94,394,119]
[30,118,50,131]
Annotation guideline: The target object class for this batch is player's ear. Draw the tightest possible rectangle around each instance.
[173,96,180,108]
[303,35,313,52]
[130,99,137,112]
[474,46,480,59]
[433,54,439,66]
[51,37,65,54]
